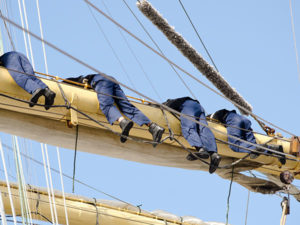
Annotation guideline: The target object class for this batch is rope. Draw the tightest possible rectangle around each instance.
[3,143,135,207]
[56,147,69,225]
[0,190,7,225]
[177,0,219,72]
[0,10,15,51]
[36,0,49,74]
[121,0,198,100]
[40,143,55,224]
[44,144,59,225]
[0,140,17,225]
[99,0,162,101]
[16,0,29,58]
[225,166,234,225]
[244,190,250,225]
[289,0,300,81]
[93,198,99,225]
[21,0,35,68]
[86,3,139,96]
[13,136,33,225]
[72,125,79,193]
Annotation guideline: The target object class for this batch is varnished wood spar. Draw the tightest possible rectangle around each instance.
[0,67,298,179]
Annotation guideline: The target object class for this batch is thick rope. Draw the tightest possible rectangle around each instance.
[121,0,198,100]
[137,0,252,115]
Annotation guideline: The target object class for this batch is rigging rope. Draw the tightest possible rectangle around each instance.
[40,143,55,224]
[0,190,7,225]
[289,0,300,81]
[36,0,49,74]
[225,166,234,225]
[72,125,79,193]
[86,3,139,96]
[56,147,69,225]
[121,0,198,101]
[3,142,142,207]
[20,0,35,68]
[177,0,219,72]
[44,144,59,225]
[13,136,33,225]
[0,10,15,51]
[16,0,29,60]
[0,140,17,225]
[99,0,162,101]
[244,190,250,225]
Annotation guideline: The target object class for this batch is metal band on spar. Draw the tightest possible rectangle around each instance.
[137,0,253,115]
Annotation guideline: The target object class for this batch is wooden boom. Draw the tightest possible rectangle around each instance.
[0,67,299,199]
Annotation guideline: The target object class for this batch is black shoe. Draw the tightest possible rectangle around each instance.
[194,147,210,159]
[148,123,165,147]
[267,144,286,165]
[29,88,44,107]
[119,119,134,143]
[209,152,221,174]
[250,151,260,159]
[44,88,56,110]
[186,153,197,161]
[249,145,266,159]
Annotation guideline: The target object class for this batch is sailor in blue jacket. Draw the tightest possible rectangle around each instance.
[0,51,56,110]
[65,74,165,144]
[211,109,285,164]
[163,97,221,174]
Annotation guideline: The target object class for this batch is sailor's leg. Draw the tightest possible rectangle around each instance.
[114,83,150,126]
[19,53,47,92]
[94,80,122,124]
[198,106,217,153]
[1,51,46,94]
[180,100,202,148]
[226,113,255,153]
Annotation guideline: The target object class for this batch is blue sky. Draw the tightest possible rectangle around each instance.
[0,0,299,224]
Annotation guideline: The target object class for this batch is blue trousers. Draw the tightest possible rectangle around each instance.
[180,100,217,153]
[0,51,47,94]
[92,75,151,125]
[225,112,257,153]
